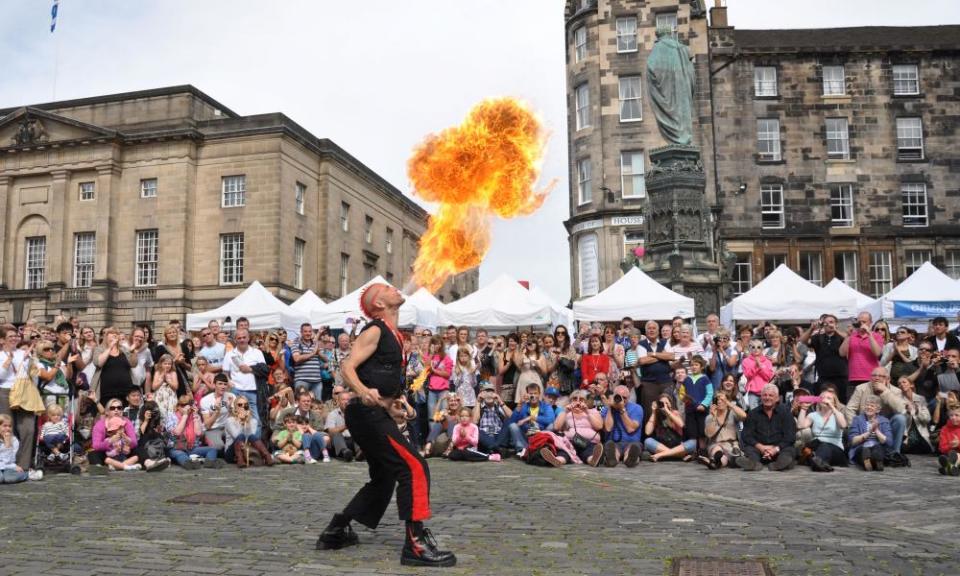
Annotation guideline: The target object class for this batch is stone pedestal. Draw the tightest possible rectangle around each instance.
[642,144,721,316]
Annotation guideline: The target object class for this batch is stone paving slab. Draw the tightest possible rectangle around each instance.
[0,456,958,575]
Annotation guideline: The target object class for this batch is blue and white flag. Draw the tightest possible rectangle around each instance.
[50,0,59,33]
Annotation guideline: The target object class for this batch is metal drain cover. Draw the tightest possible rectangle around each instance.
[167,492,245,505]
[672,558,774,576]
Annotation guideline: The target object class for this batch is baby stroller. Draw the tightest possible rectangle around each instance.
[33,360,80,475]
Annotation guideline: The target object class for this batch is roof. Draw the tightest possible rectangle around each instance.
[0,84,239,118]
[732,25,960,53]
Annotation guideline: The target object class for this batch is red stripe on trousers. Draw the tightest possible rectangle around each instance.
[387,435,431,521]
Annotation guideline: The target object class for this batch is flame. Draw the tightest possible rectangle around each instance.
[408,98,554,293]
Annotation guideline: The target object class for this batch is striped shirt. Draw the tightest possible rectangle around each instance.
[293,340,325,384]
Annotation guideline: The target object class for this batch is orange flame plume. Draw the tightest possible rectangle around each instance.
[407,98,554,293]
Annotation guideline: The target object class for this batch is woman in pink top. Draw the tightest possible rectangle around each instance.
[840,312,884,385]
[447,408,498,462]
[425,336,453,422]
[741,340,774,410]
[553,390,604,466]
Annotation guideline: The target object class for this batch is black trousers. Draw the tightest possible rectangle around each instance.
[343,400,431,528]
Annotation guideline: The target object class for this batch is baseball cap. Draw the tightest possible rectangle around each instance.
[479,381,495,391]
[544,387,560,397]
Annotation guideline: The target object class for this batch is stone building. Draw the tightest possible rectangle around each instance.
[564,0,960,305]
[0,85,477,329]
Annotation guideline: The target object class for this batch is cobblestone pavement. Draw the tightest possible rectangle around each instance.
[0,455,957,576]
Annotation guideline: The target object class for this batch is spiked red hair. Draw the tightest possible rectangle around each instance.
[359,283,389,319]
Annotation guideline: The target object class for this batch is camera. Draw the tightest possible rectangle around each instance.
[613,394,624,404]
[713,335,721,345]
[852,321,862,329]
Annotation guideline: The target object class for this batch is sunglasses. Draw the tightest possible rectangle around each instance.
[201,332,212,337]
[750,345,764,350]
[236,402,249,407]
[108,405,123,411]
[179,402,193,407]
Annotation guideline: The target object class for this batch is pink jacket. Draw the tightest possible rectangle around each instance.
[742,354,774,396]
[92,417,138,453]
[451,422,479,450]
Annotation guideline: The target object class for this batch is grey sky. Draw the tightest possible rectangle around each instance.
[2,0,958,305]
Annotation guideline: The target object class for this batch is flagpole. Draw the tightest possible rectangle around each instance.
[51,0,61,100]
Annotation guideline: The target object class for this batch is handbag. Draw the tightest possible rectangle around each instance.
[142,437,166,461]
[9,358,45,414]
[569,412,593,452]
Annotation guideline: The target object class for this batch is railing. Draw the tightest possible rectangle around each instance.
[132,289,156,301]
[61,288,88,302]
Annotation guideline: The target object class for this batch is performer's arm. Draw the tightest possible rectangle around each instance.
[340,326,389,408]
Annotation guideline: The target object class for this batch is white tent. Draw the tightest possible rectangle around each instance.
[399,287,444,329]
[529,285,575,333]
[186,281,310,332]
[720,265,857,324]
[290,290,326,316]
[311,276,391,330]
[573,267,695,322]
[437,274,553,330]
[823,278,882,320]
[878,262,960,319]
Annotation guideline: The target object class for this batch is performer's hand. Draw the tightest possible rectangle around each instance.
[362,388,382,406]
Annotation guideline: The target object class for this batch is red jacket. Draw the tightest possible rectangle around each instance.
[580,353,610,389]
[939,421,960,455]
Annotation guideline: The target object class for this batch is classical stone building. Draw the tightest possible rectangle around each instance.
[564,0,960,306]
[0,85,477,328]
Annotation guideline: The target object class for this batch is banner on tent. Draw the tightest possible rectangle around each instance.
[893,301,960,318]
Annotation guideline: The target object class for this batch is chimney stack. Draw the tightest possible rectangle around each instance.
[710,0,729,28]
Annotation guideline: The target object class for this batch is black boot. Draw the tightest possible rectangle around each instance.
[316,513,359,550]
[400,522,456,567]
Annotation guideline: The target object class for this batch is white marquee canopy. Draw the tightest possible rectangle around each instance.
[573,267,695,322]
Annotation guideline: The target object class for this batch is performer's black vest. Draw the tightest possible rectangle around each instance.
[356,318,404,399]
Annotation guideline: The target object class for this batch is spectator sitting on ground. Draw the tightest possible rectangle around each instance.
[160,395,213,470]
[848,395,893,471]
[274,389,327,463]
[937,406,960,475]
[644,393,695,463]
[0,414,28,484]
[91,402,140,472]
[717,373,748,417]
[133,399,172,472]
[600,384,644,468]
[325,387,357,462]
[226,395,273,467]
[553,389,603,466]
[122,388,145,430]
[507,384,557,458]
[797,389,847,472]
[933,389,960,431]
[703,392,744,470]
[473,382,512,455]
[678,355,713,454]
[897,376,934,455]
[448,408,499,462]
[736,383,796,472]
[272,414,305,464]
[199,373,235,452]
[424,394,462,458]
[845,367,907,455]
[542,384,565,428]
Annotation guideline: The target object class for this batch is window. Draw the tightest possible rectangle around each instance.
[732,254,752,296]
[620,151,645,198]
[221,175,246,207]
[73,232,95,288]
[135,230,159,287]
[364,216,373,244]
[764,254,786,277]
[340,202,350,232]
[826,118,850,160]
[577,234,599,297]
[896,117,924,160]
[830,184,854,227]
[363,263,375,282]
[386,272,394,284]
[295,182,305,215]
[575,83,591,130]
[25,236,46,290]
[904,250,931,277]
[822,65,845,96]
[760,184,784,229]
[79,182,95,201]
[574,26,587,62]
[902,183,928,227]
[340,253,349,296]
[577,158,592,205]
[799,252,823,286]
[140,178,157,199]
[623,231,644,258]
[944,250,960,280]
[219,233,244,286]
[757,119,781,161]
[386,228,394,254]
[754,66,777,97]
[835,252,859,291]
[616,17,637,52]
[294,238,305,290]
[655,12,678,36]
[869,252,893,298]
[618,76,642,122]
[892,64,919,95]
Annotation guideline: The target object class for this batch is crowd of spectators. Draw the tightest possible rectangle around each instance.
[1,309,960,484]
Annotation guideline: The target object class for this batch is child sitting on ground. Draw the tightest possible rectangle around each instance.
[297,415,331,463]
[40,403,70,463]
[938,406,960,476]
[446,408,499,462]
[272,414,305,464]
[0,414,28,484]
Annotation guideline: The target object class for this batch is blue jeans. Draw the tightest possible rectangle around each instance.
[644,437,697,454]
[0,468,28,483]
[427,421,454,444]
[302,432,326,459]
[43,433,67,450]
[508,422,529,451]
[169,446,219,466]
[889,413,907,454]
[427,390,447,422]
[478,426,510,452]
[233,389,259,421]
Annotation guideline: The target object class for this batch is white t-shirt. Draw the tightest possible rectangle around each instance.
[199,343,226,369]
[223,346,265,392]
[0,350,27,390]
[200,392,236,430]
[130,346,154,388]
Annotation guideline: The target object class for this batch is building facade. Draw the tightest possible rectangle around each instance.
[0,86,477,328]
[564,0,960,304]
